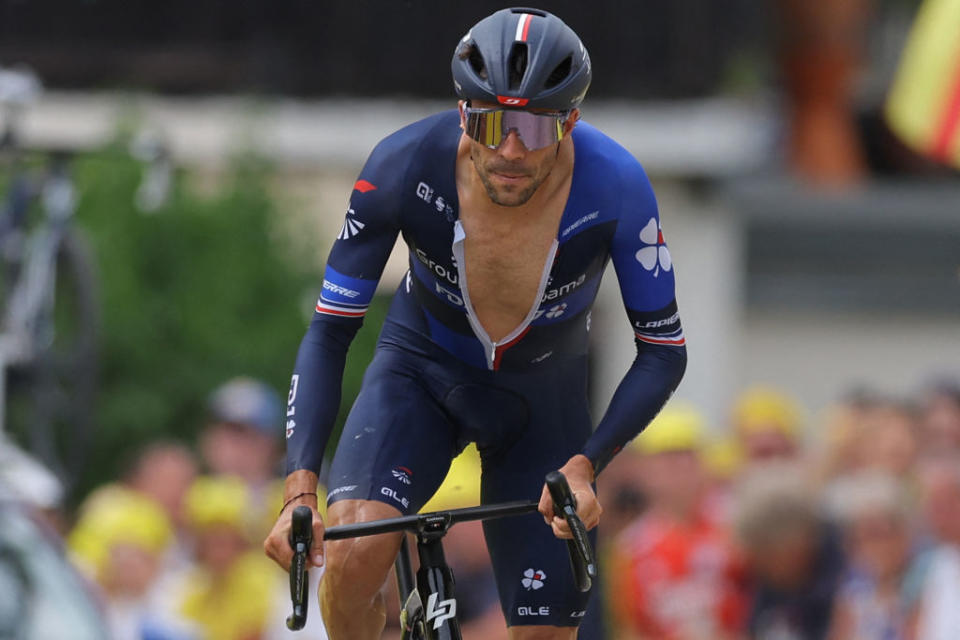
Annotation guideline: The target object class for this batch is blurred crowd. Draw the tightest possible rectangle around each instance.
[39,373,959,640]
[596,380,960,640]
[63,377,328,640]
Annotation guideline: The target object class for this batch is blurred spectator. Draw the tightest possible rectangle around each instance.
[918,380,960,459]
[124,441,198,532]
[122,441,198,573]
[200,377,286,538]
[815,392,882,488]
[859,402,919,481]
[825,471,919,640]
[819,399,922,517]
[610,405,748,640]
[777,0,872,184]
[734,464,844,640]
[732,387,804,465]
[596,434,648,543]
[202,377,283,485]
[176,475,282,640]
[702,436,743,492]
[68,485,197,639]
[912,457,960,640]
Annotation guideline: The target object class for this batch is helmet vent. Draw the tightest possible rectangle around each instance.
[508,43,528,89]
[466,44,488,81]
[509,7,547,17]
[544,55,572,89]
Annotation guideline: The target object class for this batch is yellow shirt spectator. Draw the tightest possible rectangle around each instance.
[179,551,279,640]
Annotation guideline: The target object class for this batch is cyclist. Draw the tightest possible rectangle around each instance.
[264,7,687,639]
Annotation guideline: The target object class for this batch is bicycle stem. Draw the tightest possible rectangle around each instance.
[416,536,461,640]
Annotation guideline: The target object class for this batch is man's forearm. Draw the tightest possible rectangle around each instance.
[280,469,320,514]
[284,315,361,475]
[581,342,687,474]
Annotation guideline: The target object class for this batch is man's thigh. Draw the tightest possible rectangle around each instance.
[326,346,459,516]
[480,368,595,630]
[481,468,596,630]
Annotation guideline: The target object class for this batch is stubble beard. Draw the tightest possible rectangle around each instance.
[471,147,550,208]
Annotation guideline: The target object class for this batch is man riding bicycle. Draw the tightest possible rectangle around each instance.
[264,8,687,639]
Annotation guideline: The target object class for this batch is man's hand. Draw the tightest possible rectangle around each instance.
[263,470,326,570]
[538,454,602,539]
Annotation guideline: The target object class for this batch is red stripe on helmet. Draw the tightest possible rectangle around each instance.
[520,13,533,41]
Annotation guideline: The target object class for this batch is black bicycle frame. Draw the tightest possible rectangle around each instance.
[317,473,597,639]
[325,501,539,640]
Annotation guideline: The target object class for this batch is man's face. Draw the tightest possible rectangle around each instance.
[640,449,704,507]
[460,100,579,207]
[199,421,278,482]
[847,511,910,581]
[749,528,816,591]
[741,428,797,463]
[923,466,960,543]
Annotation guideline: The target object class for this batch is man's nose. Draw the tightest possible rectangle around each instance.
[497,130,528,160]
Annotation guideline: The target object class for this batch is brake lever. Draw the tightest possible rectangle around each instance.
[545,471,597,593]
[286,506,313,630]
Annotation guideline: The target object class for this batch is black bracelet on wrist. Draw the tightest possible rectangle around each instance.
[280,491,317,516]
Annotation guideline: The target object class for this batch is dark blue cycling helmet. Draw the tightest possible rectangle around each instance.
[452,7,591,111]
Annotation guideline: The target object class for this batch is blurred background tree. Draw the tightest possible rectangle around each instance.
[69,142,385,498]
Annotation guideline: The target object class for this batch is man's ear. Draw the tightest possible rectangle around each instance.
[564,108,581,135]
[458,100,468,131]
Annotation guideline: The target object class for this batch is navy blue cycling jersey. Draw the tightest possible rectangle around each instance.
[285,110,686,476]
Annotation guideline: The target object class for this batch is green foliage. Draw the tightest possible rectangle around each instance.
[65,147,386,500]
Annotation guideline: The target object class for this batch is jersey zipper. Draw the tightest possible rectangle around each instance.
[451,220,558,370]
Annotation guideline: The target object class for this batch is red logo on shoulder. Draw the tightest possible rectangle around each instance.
[353,180,377,193]
[497,96,529,107]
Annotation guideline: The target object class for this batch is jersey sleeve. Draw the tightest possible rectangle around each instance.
[284,136,404,475]
[581,160,687,473]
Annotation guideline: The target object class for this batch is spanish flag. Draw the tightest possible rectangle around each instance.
[885,0,960,169]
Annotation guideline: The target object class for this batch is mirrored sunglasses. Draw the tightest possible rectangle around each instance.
[463,106,568,151]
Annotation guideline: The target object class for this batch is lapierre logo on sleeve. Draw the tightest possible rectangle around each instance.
[634,311,680,332]
[322,280,361,298]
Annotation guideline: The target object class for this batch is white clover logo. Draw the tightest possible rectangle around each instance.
[635,218,672,277]
[522,568,546,590]
[545,303,567,319]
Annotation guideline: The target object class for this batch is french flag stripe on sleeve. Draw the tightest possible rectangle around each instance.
[315,299,368,317]
[635,329,686,346]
